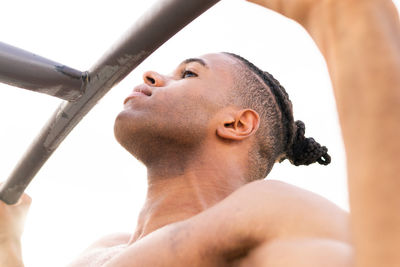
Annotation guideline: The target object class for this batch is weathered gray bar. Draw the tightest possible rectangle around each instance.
[0,42,86,101]
[0,0,220,204]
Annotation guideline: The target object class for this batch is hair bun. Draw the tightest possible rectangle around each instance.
[286,121,331,166]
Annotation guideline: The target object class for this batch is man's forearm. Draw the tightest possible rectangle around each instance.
[0,239,24,267]
[305,1,400,267]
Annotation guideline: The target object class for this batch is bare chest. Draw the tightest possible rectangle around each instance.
[68,237,350,267]
[68,242,266,267]
[67,245,126,267]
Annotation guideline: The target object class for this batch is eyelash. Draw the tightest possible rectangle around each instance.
[181,70,198,79]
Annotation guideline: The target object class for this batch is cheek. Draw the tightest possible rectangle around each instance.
[151,88,198,115]
[144,81,224,127]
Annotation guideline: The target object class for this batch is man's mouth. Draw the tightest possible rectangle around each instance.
[124,85,152,104]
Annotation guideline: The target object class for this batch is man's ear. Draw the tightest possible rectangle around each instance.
[216,109,260,141]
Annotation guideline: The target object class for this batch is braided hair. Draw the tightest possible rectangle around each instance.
[224,52,331,178]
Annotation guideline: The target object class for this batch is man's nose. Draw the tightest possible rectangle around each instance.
[143,71,166,87]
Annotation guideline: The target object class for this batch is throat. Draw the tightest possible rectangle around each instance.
[129,139,250,243]
[132,135,201,177]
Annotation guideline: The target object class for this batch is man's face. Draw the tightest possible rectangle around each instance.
[114,53,239,160]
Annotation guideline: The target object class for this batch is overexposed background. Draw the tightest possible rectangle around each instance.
[1,0,398,266]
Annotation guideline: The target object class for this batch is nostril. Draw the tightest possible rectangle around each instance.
[146,76,155,84]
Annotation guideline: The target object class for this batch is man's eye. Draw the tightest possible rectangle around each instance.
[181,70,197,78]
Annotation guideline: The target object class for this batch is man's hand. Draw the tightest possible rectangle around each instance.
[0,185,31,243]
[0,183,31,267]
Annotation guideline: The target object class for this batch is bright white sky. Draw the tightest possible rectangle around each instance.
[1,0,399,266]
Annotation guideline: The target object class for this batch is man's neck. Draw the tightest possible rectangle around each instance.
[130,149,248,242]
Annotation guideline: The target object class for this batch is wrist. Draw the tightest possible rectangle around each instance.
[0,238,24,267]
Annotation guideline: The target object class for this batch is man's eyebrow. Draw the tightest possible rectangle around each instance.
[180,58,208,68]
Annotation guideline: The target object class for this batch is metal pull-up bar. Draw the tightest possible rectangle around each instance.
[0,42,87,101]
[0,0,220,205]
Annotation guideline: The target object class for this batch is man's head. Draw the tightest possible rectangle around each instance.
[222,53,331,178]
[114,52,330,180]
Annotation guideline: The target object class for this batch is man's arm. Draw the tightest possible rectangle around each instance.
[247,0,400,266]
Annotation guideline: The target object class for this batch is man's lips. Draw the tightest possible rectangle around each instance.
[124,91,147,104]
[124,85,152,104]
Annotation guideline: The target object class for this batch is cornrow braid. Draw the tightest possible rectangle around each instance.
[224,52,331,169]
[288,121,331,166]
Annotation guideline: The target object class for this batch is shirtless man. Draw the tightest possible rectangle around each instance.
[2,0,400,266]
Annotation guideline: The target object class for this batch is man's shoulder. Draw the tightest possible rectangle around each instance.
[172,179,351,264]
[239,179,304,193]
[239,178,319,194]
[199,179,350,242]
[233,179,342,209]
[235,179,348,223]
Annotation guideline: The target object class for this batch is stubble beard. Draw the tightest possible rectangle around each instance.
[114,113,209,175]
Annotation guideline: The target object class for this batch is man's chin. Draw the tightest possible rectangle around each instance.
[113,110,154,154]
[113,110,137,148]
[114,108,145,128]
[113,116,156,164]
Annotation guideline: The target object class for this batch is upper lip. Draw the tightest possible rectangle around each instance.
[134,85,152,96]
